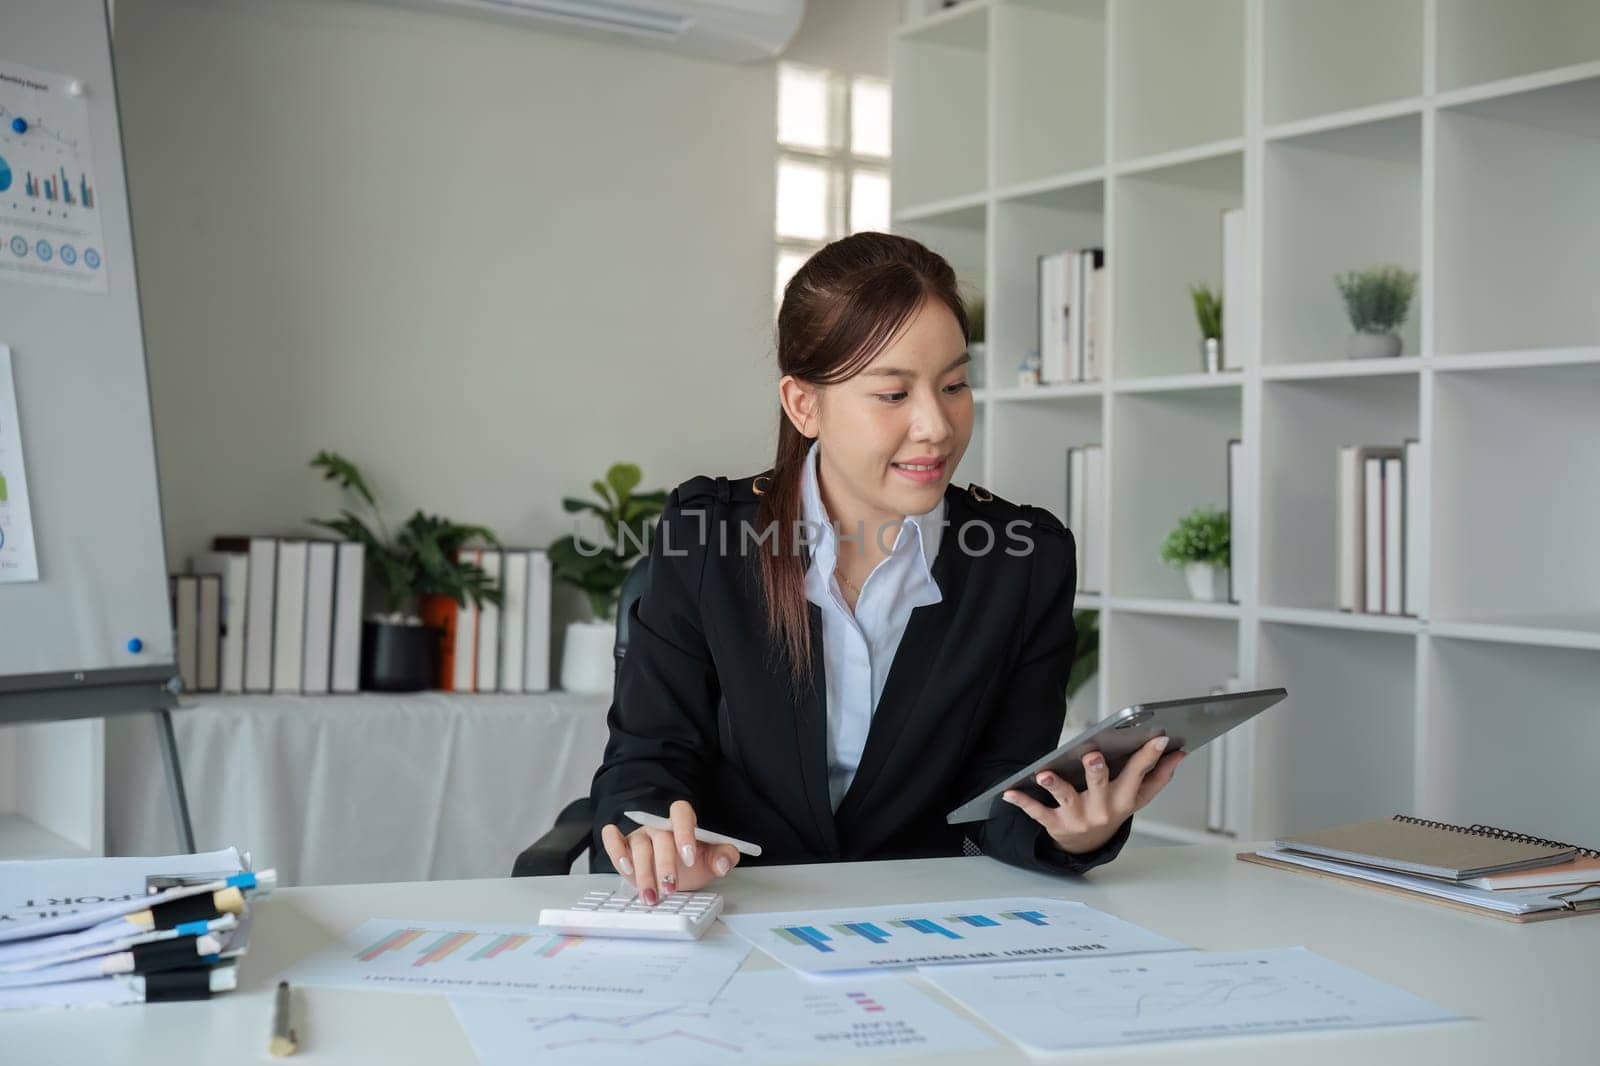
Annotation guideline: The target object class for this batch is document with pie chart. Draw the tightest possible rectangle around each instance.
[0,60,108,292]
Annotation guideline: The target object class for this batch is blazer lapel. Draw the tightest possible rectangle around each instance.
[791,602,841,856]
[833,492,975,827]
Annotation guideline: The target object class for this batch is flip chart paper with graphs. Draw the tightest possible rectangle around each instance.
[281,918,749,1005]
[920,947,1464,1052]
[451,969,995,1066]
[721,897,1186,974]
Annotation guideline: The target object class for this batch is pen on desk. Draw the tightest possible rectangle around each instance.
[271,980,299,1057]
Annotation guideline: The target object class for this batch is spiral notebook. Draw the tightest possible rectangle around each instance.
[1241,816,1600,924]
[1274,815,1587,880]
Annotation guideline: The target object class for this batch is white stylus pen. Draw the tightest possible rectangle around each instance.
[623,811,764,857]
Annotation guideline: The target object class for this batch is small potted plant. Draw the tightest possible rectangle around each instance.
[1189,283,1224,373]
[1160,507,1231,602]
[310,452,501,692]
[1335,264,1417,359]
[549,463,666,694]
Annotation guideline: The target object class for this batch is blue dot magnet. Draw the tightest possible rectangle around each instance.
[126,637,143,653]
[9,118,26,134]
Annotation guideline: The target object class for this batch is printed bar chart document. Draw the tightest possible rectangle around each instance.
[920,946,1464,1052]
[451,969,995,1066]
[281,918,749,1005]
[720,897,1185,974]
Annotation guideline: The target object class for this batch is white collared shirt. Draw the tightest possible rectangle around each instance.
[800,443,945,811]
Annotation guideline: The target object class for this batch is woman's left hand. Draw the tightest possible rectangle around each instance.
[1001,736,1185,855]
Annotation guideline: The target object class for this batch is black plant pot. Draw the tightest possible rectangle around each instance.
[360,621,439,692]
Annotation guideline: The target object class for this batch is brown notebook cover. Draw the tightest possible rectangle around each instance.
[1276,815,1577,880]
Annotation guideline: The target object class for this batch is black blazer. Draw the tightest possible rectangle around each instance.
[588,473,1131,876]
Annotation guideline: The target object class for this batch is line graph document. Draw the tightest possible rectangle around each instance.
[450,969,995,1066]
[721,897,1185,974]
[281,918,748,1005]
[921,946,1464,1051]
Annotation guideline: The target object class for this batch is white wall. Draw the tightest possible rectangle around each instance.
[115,0,783,578]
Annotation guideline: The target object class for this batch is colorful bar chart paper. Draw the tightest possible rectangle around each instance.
[288,918,750,1005]
[722,897,1188,974]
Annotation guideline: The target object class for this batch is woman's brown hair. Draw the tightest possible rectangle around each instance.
[760,232,969,683]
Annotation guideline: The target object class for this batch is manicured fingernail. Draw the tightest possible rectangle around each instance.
[1002,792,1018,804]
[1087,755,1105,771]
[1038,772,1055,785]
[681,845,696,868]
[714,856,731,876]
[642,888,657,906]
[618,856,634,876]
[1153,735,1170,752]
[660,875,676,893]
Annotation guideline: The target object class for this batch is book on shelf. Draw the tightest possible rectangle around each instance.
[191,550,247,693]
[452,548,481,693]
[500,550,529,693]
[1403,439,1422,617]
[1064,445,1105,594]
[475,550,503,693]
[1335,445,1403,614]
[1037,248,1105,385]
[170,575,199,693]
[525,549,553,692]
[241,537,277,693]
[300,541,337,695]
[196,574,221,693]
[330,541,364,694]
[1383,456,1404,616]
[270,540,309,695]
[1226,438,1242,604]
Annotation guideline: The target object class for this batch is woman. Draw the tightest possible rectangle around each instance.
[590,232,1183,904]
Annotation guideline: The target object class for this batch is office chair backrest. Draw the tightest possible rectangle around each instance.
[613,554,651,676]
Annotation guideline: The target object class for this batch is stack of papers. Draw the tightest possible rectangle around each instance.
[0,849,270,1011]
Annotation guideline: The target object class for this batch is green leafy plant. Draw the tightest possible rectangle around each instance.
[1335,264,1417,334]
[1189,284,1223,341]
[1066,609,1099,702]
[1159,507,1230,568]
[550,463,667,621]
[310,451,501,621]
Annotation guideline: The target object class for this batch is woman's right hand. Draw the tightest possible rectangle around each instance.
[600,800,742,905]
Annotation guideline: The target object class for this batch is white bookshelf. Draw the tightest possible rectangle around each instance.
[893,0,1600,844]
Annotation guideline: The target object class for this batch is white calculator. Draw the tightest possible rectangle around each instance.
[538,887,724,941]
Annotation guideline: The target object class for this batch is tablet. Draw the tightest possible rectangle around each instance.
[946,687,1287,824]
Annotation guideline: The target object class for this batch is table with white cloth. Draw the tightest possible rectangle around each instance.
[104,691,612,886]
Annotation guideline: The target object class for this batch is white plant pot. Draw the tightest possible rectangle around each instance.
[561,620,617,695]
[1183,562,1229,603]
[1346,331,1402,359]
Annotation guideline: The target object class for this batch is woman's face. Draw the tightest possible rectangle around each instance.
[788,297,974,522]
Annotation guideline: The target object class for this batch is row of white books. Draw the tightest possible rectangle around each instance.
[177,538,367,694]
[1336,442,1422,616]
[1037,248,1105,384]
[433,549,553,694]
[1064,445,1105,594]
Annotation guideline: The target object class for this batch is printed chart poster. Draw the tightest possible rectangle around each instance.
[281,918,750,1006]
[0,62,108,292]
[0,346,39,583]
[452,970,996,1066]
[722,897,1187,975]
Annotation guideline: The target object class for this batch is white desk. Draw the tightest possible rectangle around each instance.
[103,691,612,885]
[12,844,1597,1064]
